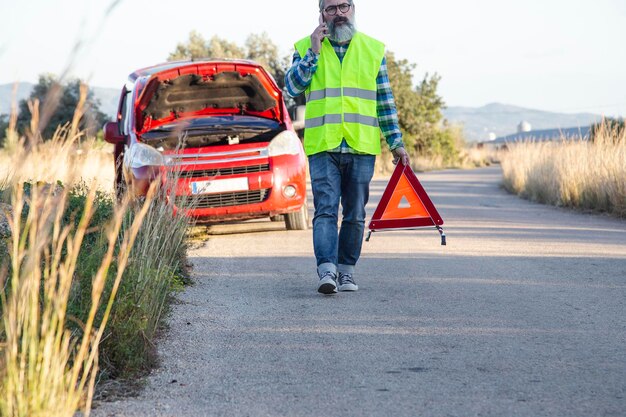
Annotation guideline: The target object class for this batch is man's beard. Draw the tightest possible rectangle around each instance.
[328,16,356,43]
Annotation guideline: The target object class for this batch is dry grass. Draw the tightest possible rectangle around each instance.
[0,182,155,417]
[0,86,195,415]
[374,148,456,175]
[500,123,626,217]
[0,81,114,193]
[459,145,503,168]
[100,173,196,377]
[0,131,115,193]
[374,144,502,176]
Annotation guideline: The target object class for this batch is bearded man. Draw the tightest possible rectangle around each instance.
[285,0,409,294]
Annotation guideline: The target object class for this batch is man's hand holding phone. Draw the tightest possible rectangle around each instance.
[311,13,328,54]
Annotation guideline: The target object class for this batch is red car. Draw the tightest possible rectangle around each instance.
[104,59,308,230]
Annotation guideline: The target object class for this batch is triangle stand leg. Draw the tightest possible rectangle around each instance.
[437,226,446,246]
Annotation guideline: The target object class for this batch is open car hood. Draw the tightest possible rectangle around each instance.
[133,61,284,134]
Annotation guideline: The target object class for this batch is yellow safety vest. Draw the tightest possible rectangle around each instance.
[295,32,385,156]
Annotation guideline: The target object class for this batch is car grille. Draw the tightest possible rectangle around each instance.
[179,189,270,209]
[174,164,270,179]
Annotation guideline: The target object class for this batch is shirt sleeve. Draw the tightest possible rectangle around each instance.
[376,56,405,151]
[284,48,319,98]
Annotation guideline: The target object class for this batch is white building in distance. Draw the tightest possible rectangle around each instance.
[517,120,532,133]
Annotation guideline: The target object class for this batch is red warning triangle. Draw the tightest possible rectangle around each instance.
[369,162,444,231]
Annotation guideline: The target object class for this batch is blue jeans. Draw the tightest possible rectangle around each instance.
[308,152,376,277]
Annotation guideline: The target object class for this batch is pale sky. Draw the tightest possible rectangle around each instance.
[1,0,625,117]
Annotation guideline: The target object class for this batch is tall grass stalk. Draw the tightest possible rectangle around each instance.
[127,189,192,336]
[101,178,196,375]
[1,79,195,411]
[501,123,626,217]
[0,182,156,417]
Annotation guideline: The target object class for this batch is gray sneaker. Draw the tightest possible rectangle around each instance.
[337,272,358,291]
[317,271,337,294]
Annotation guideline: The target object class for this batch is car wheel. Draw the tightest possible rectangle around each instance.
[285,203,309,231]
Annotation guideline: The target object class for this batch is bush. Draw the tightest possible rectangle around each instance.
[0,178,193,415]
[590,118,625,144]
[0,182,149,416]
[424,124,464,166]
[60,183,192,379]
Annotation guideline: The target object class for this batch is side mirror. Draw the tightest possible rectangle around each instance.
[103,121,126,144]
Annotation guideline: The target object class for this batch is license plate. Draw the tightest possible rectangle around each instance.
[190,178,249,195]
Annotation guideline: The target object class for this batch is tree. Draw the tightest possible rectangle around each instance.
[590,117,625,144]
[386,52,446,150]
[386,52,420,146]
[168,30,213,61]
[169,31,246,61]
[244,33,291,90]
[16,74,109,140]
[168,31,289,89]
[385,52,461,162]
[0,114,8,144]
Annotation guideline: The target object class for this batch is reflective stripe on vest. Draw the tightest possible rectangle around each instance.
[304,114,378,129]
[344,113,379,127]
[294,32,386,156]
[305,114,342,128]
[306,87,377,103]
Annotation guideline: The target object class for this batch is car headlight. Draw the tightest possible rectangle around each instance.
[268,130,302,157]
[125,143,168,168]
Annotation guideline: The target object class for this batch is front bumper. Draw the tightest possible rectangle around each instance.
[129,144,307,222]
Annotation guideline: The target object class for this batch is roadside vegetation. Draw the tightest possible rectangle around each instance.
[0,90,194,415]
[500,120,626,218]
[376,134,501,174]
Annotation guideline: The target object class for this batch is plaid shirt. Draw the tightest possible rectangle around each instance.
[285,38,404,153]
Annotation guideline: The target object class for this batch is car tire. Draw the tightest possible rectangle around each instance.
[285,203,309,231]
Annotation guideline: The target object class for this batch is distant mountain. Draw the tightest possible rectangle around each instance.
[0,82,119,119]
[443,103,604,142]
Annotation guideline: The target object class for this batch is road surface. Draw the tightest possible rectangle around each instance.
[93,166,626,417]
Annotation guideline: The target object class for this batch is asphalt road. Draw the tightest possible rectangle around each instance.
[93,166,626,417]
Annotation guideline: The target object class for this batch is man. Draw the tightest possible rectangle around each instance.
[285,0,409,295]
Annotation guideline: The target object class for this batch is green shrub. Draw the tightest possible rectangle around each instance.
[66,184,192,379]
[1,181,192,382]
